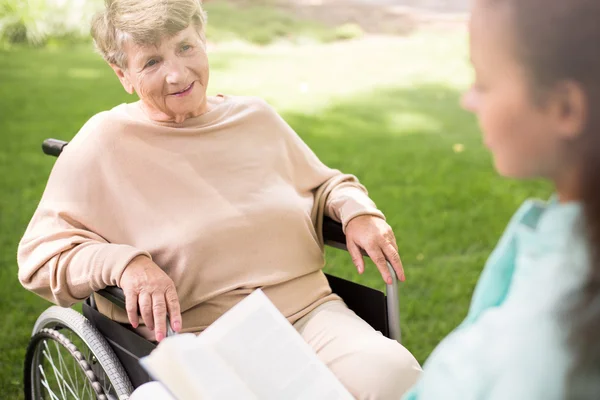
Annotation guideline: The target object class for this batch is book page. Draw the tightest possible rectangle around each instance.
[141,290,353,399]
[198,290,354,400]
[140,333,256,400]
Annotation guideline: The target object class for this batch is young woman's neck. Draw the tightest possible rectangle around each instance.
[554,165,582,203]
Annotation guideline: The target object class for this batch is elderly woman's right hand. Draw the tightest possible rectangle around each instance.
[120,255,182,342]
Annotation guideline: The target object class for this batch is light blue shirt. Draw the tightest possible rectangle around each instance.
[404,198,588,400]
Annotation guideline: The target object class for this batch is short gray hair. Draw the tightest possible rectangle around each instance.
[91,0,207,68]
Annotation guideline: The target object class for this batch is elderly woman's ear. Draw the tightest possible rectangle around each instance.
[110,64,135,95]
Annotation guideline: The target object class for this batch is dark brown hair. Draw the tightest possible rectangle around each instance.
[485,0,600,397]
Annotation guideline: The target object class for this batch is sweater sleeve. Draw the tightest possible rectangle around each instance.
[264,100,385,232]
[324,181,385,232]
[17,115,150,307]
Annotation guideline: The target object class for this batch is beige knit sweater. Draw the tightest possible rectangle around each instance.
[18,95,384,332]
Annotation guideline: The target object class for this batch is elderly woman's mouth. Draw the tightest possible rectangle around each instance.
[169,82,194,97]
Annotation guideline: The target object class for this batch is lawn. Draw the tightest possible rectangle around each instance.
[0,28,551,398]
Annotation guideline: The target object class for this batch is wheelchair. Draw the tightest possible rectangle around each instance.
[23,138,404,400]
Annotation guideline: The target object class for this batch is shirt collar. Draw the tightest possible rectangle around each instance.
[516,195,582,248]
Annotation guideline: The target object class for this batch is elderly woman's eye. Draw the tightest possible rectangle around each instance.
[182,44,192,51]
[145,59,158,68]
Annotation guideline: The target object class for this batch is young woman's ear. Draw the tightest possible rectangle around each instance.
[550,80,588,140]
[110,64,134,94]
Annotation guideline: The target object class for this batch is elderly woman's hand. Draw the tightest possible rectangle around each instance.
[120,256,182,342]
[345,216,405,284]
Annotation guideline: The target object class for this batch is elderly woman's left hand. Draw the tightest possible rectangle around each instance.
[345,215,405,284]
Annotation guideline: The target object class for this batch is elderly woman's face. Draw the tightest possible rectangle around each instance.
[111,26,210,123]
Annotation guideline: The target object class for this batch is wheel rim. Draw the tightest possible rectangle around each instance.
[27,328,119,400]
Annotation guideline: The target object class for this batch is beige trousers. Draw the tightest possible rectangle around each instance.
[293,299,422,400]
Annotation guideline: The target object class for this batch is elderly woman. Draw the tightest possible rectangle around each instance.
[17,0,421,398]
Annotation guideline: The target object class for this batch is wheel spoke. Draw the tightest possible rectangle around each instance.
[82,376,93,399]
[29,325,121,400]
[42,345,81,399]
[42,341,67,399]
[73,345,80,395]
[39,364,63,400]
[55,339,80,398]
[65,331,83,397]
[105,379,115,396]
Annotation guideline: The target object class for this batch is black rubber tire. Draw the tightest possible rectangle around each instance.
[25,306,133,399]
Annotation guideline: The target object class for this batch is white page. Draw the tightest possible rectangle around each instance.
[198,290,354,400]
[141,290,353,400]
[140,333,256,400]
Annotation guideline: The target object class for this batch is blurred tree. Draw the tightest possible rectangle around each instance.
[0,0,103,46]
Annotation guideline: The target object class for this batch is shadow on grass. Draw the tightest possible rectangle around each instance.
[0,76,551,396]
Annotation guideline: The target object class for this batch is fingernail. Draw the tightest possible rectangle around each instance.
[156,332,164,342]
[174,320,181,331]
[387,277,393,285]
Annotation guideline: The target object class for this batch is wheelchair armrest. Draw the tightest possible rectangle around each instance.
[96,286,176,337]
[97,286,126,310]
[322,217,402,342]
[42,138,68,157]
[323,217,348,251]
[323,217,369,257]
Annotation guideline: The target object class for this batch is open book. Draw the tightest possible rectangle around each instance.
[140,289,354,400]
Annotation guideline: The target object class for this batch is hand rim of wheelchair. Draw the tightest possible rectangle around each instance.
[25,306,134,400]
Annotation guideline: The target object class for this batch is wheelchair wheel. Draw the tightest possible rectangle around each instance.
[25,306,134,400]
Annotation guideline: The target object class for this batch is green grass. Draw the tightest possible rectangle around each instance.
[203,2,355,45]
[0,30,551,398]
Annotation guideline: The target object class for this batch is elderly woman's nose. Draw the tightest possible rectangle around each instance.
[164,61,186,84]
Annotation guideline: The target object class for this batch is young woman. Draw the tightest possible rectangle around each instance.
[404,0,600,398]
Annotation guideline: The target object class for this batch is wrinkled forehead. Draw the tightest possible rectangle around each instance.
[124,26,202,65]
